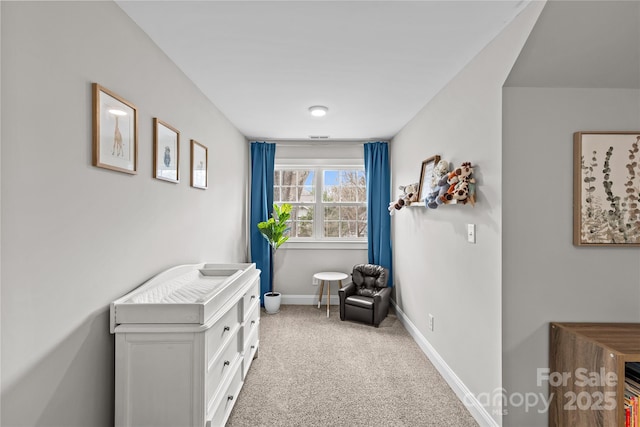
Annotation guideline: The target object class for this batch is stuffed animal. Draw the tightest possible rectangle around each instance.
[388,182,419,215]
[401,183,420,204]
[440,162,476,205]
[424,160,449,209]
[438,168,460,204]
[451,162,476,204]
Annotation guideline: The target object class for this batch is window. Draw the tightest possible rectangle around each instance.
[274,166,367,241]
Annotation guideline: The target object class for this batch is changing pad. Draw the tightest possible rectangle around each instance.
[110,263,257,331]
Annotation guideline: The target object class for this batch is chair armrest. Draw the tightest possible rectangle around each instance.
[373,286,392,327]
[374,286,391,303]
[338,282,356,321]
[338,282,356,298]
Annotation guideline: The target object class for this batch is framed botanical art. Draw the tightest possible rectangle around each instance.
[574,131,640,246]
[153,118,180,183]
[92,83,138,174]
[417,155,441,202]
[190,140,208,189]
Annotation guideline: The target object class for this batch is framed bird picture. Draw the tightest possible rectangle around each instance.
[153,118,180,183]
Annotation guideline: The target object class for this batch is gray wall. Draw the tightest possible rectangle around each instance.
[1,2,248,426]
[389,3,544,425]
[502,87,640,427]
[502,2,640,426]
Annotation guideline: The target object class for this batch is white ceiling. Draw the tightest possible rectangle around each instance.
[116,0,531,141]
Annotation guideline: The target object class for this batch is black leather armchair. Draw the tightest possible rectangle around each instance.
[339,264,391,327]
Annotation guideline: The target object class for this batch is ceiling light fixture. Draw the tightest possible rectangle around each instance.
[309,105,328,117]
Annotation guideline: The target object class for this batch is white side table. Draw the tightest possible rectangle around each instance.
[313,271,349,317]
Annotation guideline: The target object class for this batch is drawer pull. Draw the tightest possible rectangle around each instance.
[251,345,256,349]
[224,360,230,366]
[251,320,256,326]
[228,395,234,401]
[223,326,230,332]
[250,295,256,300]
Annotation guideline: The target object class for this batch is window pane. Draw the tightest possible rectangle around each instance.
[324,221,339,237]
[281,186,298,202]
[323,169,365,203]
[324,206,339,220]
[289,205,314,239]
[357,206,367,222]
[339,171,356,202]
[340,206,357,220]
[324,206,366,238]
[278,169,313,203]
[323,170,337,202]
[297,221,313,237]
[340,221,357,238]
[357,186,366,203]
[300,185,314,202]
[292,205,314,220]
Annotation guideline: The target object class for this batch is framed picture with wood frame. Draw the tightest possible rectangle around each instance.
[153,118,180,183]
[417,155,441,202]
[92,83,138,174]
[190,140,208,189]
[574,131,640,246]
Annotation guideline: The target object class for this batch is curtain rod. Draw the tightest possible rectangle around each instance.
[248,140,389,147]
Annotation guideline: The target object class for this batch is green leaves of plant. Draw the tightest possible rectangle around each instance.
[257,203,292,251]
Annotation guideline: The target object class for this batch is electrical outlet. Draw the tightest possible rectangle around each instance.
[428,314,434,331]
[467,224,476,243]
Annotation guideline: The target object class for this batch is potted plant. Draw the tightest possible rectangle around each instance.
[257,203,291,314]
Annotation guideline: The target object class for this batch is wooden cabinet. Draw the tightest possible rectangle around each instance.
[111,263,261,427]
[549,322,640,427]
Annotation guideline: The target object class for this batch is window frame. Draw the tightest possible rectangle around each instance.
[274,158,367,249]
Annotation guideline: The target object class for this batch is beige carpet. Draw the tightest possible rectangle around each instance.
[226,305,479,427]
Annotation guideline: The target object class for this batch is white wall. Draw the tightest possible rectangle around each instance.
[1,2,248,426]
[389,2,544,425]
[274,141,368,303]
[502,87,640,427]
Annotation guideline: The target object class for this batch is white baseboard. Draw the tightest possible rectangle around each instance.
[281,294,339,305]
[392,301,499,427]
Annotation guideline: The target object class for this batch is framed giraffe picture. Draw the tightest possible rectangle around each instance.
[153,118,180,183]
[92,83,138,174]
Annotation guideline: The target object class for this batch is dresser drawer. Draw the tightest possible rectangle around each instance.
[241,278,260,321]
[206,332,240,405]
[243,330,259,378]
[206,303,240,365]
[242,302,260,349]
[207,361,243,427]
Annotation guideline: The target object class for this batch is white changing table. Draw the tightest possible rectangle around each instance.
[110,263,261,427]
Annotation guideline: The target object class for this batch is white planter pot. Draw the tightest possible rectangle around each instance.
[264,292,281,314]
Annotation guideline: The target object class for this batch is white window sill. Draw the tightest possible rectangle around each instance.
[280,240,367,250]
